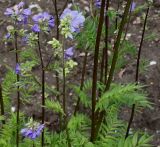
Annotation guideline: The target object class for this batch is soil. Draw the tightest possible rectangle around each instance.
[0,0,160,146]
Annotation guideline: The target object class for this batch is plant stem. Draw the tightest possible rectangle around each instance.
[14,30,20,147]
[90,0,106,142]
[95,0,132,139]
[104,0,110,84]
[125,6,150,139]
[62,39,66,118]
[115,0,120,30]
[121,0,133,45]
[74,51,88,115]
[100,48,105,84]
[105,0,132,91]
[53,0,59,40]
[0,83,5,124]
[37,33,45,147]
[66,128,71,147]
[52,0,62,129]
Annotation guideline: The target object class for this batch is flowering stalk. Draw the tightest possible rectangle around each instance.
[52,0,62,129]
[37,33,45,147]
[14,29,20,147]
[91,0,106,142]
[74,50,88,115]
[95,0,132,139]
[0,83,5,124]
[125,5,150,139]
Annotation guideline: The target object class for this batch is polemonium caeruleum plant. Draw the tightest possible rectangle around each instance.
[0,0,153,147]
[59,8,85,118]
[31,10,55,147]
[4,2,32,146]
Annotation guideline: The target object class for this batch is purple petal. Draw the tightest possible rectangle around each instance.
[15,63,21,75]
[130,2,136,11]
[17,1,25,8]
[23,8,32,16]
[32,24,40,32]
[65,47,74,59]
[4,8,14,16]
[5,33,11,39]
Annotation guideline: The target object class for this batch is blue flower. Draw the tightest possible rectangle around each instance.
[32,12,55,32]
[94,0,101,8]
[130,2,136,12]
[17,1,25,8]
[5,33,11,39]
[4,8,14,16]
[32,24,40,32]
[22,35,28,44]
[23,8,32,16]
[21,124,44,140]
[4,2,31,24]
[65,47,74,59]
[61,8,85,34]
[15,63,21,75]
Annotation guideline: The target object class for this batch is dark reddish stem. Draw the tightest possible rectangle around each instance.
[100,48,105,84]
[74,51,88,115]
[60,0,68,16]
[37,33,45,147]
[115,0,120,30]
[14,30,20,147]
[125,6,150,139]
[104,0,110,84]
[90,0,106,142]
[121,0,133,45]
[0,83,5,124]
[95,0,132,138]
[52,0,62,129]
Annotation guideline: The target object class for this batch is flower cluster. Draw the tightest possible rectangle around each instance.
[60,8,85,39]
[4,1,31,24]
[21,118,44,140]
[32,12,55,32]
[48,38,62,57]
